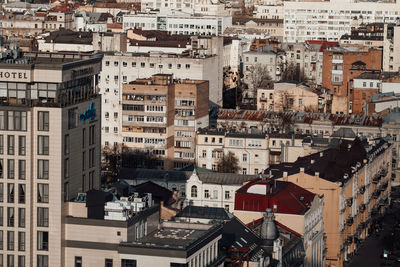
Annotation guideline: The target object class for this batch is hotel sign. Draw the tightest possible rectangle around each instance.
[78,102,96,124]
[0,70,31,82]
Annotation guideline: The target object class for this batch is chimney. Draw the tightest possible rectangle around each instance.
[315,172,320,177]
[300,167,305,172]
[283,171,288,177]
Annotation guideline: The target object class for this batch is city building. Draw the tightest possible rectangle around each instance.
[185,169,256,211]
[196,130,270,174]
[350,72,381,114]
[233,177,325,267]
[383,23,400,72]
[122,11,232,36]
[121,74,209,170]
[339,23,385,48]
[0,49,102,266]
[283,0,400,43]
[99,52,222,148]
[227,17,284,39]
[37,29,94,53]
[64,191,224,267]
[322,47,382,114]
[267,138,392,266]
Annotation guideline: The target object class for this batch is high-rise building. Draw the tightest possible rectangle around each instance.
[122,74,209,170]
[0,49,102,266]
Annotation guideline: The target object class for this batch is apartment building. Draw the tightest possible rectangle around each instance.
[100,52,222,148]
[254,0,284,20]
[233,177,325,267]
[283,0,400,43]
[196,130,269,175]
[339,23,385,48]
[322,47,382,114]
[350,72,381,114]
[268,138,392,267]
[383,23,400,72]
[122,12,232,36]
[121,74,209,170]
[227,17,284,39]
[0,50,102,267]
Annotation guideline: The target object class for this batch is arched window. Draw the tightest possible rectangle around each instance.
[191,185,197,198]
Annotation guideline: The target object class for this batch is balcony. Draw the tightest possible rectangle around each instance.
[345,236,353,245]
[372,174,381,184]
[346,198,353,207]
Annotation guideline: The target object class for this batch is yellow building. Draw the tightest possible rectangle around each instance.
[267,137,392,267]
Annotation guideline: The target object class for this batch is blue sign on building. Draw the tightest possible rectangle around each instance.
[78,102,96,124]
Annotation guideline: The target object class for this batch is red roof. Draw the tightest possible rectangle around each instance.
[235,178,316,215]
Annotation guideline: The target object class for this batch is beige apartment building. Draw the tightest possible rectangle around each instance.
[269,138,392,267]
[0,50,102,267]
[122,74,209,170]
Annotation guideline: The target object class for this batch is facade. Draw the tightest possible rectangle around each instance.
[233,178,325,267]
[196,130,270,174]
[322,47,382,114]
[283,0,400,43]
[0,50,102,266]
[185,169,256,212]
[227,17,284,39]
[268,138,392,267]
[350,72,380,114]
[121,74,209,170]
[383,24,400,72]
[122,12,232,36]
[99,52,222,148]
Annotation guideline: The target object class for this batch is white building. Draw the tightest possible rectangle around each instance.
[284,0,400,43]
[104,193,152,221]
[383,24,400,72]
[122,11,232,36]
[254,0,284,20]
[99,52,222,147]
[185,169,256,211]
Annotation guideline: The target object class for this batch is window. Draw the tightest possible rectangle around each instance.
[121,259,136,267]
[132,62,136,67]
[0,184,2,203]
[7,208,13,227]
[89,125,95,145]
[37,160,49,179]
[7,135,14,155]
[140,62,145,68]
[242,168,247,175]
[74,256,82,267]
[202,150,206,158]
[37,255,48,267]
[204,189,209,198]
[243,154,247,162]
[225,191,230,199]
[0,207,3,226]
[37,184,49,203]
[255,168,259,174]
[38,208,49,227]
[7,255,13,267]
[7,160,14,179]
[114,61,118,67]
[37,231,48,251]
[18,161,25,180]
[7,184,14,203]
[7,231,14,250]
[68,108,77,129]
[18,208,24,228]
[177,64,181,69]
[64,158,69,179]
[362,92,366,100]
[18,232,24,251]
[64,134,69,155]
[18,255,25,267]
[18,185,25,204]
[105,61,110,66]
[191,185,197,198]
[0,230,3,249]
[105,259,113,267]
[18,136,25,156]
[82,128,86,148]
[38,111,49,131]
[0,135,3,154]
[204,137,208,143]
[38,136,49,155]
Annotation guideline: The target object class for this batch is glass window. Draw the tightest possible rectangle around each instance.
[64,134,69,155]
[7,231,14,250]
[37,160,49,179]
[18,160,25,180]
[18,232,24,251]
[18,185,25,204]
[191,185,197,198]
[74,256,82,267]
[7,208,14,227]
[37,255,48,267]
[105,259,113,267]
[0,183,3,202]
[37,184,49,203]
[121,260,136,267]
[38,136,49,155]
[37,208,49,227]
[18,136,25,156]
[0,230,3,250]
[7,135,14,155]
[0,135,3,154]
[7,160,14,179]
[18,255,25,267]
[38,111,49,131]
[18,208,24,228]
[7,254,13,266]
[37,231,48,251]
[7,184,14,203]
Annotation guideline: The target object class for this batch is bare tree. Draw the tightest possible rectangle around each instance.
[246,64,272,97]
[217,151,240,173]
[102,144,123,184]
[281,61,307,82]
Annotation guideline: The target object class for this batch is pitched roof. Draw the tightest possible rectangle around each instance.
[331,127,357,138]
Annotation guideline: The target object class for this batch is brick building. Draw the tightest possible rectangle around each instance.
[322,47,382,114]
